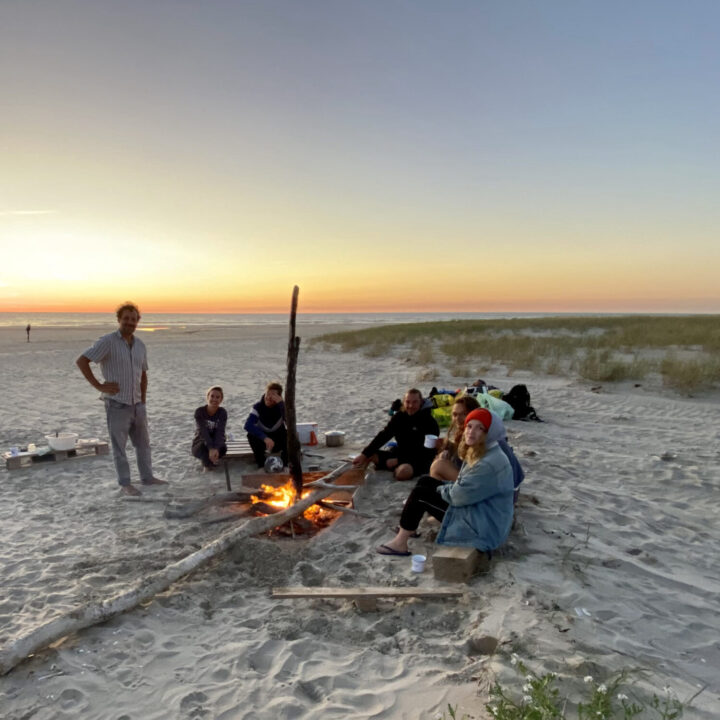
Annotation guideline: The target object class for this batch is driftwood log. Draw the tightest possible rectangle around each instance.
[0,463,351,676]
[285,285,303,497]
[163,488,266,519]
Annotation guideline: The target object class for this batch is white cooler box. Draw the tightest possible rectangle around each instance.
[296,422,319,445]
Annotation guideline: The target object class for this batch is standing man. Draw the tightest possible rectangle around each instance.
[353,388,440,480]
[76,302,166,496]
[26,323,31,342]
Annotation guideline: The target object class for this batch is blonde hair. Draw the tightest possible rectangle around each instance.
[206,385,224,400]
[266,381,283,395]
[449,396,480,446]
[458,433,487,467]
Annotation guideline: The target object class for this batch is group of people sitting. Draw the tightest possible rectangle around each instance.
[191,381,288,471]
[192,383,523,559]
[351,388,524,557]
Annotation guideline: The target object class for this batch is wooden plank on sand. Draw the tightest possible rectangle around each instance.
[272,587,464,599]
[3,440,109,470]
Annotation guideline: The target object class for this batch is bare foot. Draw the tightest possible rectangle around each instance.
[142,477,168,485]
[121,484,142,496]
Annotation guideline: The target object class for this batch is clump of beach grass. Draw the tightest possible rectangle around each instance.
[313,316,720,394]
[416,367,439,382]
[577,351,653,383]
[660,353,720,394]
[477,656,686,719]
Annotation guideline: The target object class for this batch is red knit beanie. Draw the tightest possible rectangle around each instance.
[464,408,492,431]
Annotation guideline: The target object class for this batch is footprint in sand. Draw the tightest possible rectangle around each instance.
[296,679,324,703]
[211,667,231,682]
[180,691,209,717]
[58,688,85,710]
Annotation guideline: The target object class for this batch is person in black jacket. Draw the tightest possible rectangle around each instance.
[192,386,228,470]
[244,381,288,468]
[352,388,439,480]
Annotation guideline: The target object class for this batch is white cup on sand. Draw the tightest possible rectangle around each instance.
[411,554,426,573]
[424,434,438,449]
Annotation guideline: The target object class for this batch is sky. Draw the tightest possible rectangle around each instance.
[1,0,719,314]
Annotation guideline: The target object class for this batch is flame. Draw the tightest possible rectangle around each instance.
[251,481,298,508]
[250,479,325,521]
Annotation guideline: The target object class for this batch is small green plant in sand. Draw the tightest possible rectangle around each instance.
[439,704,473,719]
[484,656,684,720]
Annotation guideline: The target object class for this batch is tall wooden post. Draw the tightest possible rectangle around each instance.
[285,286,303,497]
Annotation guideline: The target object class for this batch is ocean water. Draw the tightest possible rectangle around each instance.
[0,311,569,329]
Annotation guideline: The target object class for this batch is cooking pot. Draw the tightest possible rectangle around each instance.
[324,430,346,447]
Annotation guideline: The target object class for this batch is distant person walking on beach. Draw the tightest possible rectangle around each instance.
[26,324,31,342]
[192,386,228,471]
[76,302,167,496]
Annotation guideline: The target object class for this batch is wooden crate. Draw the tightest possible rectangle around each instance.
[3,440,109,470]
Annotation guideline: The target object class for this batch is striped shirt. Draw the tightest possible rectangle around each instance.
[82,330,148,405]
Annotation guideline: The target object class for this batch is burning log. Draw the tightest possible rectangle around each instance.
[285,285,303,497]
[163,488,267,519]
[316,500,371,518]
[0,463,351,676]
[250,501,285,515]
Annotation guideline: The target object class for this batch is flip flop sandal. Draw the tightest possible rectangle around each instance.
[376,544,411,557]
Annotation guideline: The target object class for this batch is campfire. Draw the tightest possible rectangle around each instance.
[246,475,353,536]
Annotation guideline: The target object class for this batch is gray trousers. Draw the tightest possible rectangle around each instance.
[105,399,153,486]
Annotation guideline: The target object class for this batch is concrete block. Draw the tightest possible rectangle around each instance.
[433,546,490,583]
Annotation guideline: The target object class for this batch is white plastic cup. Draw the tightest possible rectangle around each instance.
[411,554,426,573]
[424,434,438,449]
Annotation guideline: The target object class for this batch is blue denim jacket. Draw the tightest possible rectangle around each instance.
[436,442,514,551]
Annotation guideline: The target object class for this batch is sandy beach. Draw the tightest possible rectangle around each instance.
[0,321,718,719]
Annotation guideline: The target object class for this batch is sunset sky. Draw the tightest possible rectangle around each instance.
[2,1,719,313]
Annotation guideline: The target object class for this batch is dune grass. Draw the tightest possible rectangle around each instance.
[313,315,720,394]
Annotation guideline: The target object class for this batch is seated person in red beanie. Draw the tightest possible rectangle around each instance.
[376,408,514,556]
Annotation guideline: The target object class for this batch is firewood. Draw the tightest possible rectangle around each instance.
[0,466,347,676]
[285,285,303,496]
[316,500,371,518]
[163,488,263,519]
[250,501,284,515]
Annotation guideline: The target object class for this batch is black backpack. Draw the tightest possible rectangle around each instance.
[502,384,542,421]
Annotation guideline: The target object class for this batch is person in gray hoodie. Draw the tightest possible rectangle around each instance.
[376,408,514,556]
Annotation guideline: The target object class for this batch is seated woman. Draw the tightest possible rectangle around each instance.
[431,397,525,499]
[430,395,480,482]
[377,408,514,556]
[244,381,288,469]
[192,386,228,471]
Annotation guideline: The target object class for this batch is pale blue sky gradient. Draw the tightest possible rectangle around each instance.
[2,1,719,311]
